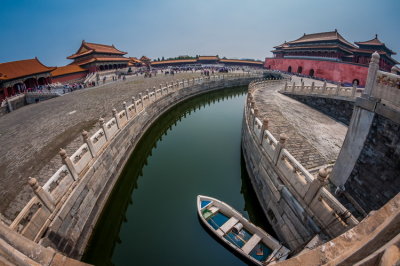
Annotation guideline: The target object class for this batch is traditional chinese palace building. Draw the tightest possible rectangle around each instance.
[51,65,88,84]
[67,41,130,72]
[0,58,55,100]
[265,30,398,86]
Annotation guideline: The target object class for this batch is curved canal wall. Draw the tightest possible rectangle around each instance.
[0,74,261,264]
[241,79,359,251]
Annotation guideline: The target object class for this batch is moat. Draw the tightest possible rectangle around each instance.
[83,86,273,265]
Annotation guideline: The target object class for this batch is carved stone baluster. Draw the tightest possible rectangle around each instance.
[273,133,287,165]
[28,177,55,212]
[132,96,136,113]
[112,108,121,129]
[59,149,78,181]
[82,130,95,157]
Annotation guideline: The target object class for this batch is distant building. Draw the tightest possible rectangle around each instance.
[265,30,398,86]
[51,65,88,84]
[151,56,264,68]
[67,41,130,72]
[0,58,55,100]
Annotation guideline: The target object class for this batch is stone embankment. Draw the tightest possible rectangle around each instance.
[242,78,358,251]
[0,73,261,265]
[0,72,204,221]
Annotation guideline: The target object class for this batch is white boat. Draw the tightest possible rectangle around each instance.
[197,195,290,265]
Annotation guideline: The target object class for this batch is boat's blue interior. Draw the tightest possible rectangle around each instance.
[249,242,272,262]
[200,200,211,208]
[206,212,229,230]
[223,228,252,248]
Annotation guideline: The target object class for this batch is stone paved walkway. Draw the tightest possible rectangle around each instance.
[0,71,219,221]
[252,77,347,170]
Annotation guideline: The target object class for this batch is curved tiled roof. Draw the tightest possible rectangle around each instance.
[71,56,130,66]
[68,41,127,59]
[355,35,396,55]
[0,58,55,81]
[151,59,197,65]
[198,56,219,60]
[220,59,263,64]
[287,30,357,48]
[51,65,87,77]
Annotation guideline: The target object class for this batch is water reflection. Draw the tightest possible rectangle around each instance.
[83,86,272,265]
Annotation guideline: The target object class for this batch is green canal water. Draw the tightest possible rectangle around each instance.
[83,86,273,266]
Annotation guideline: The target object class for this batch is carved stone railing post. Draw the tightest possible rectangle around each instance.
[292,82,295,92]
[260,118,269,144]
[112,108,121,129]
[159,84,163,95]
[139,93,144,108]
[364,51,380,96]
[311,81,315,93]
[123,101,129,119]
[284,82,288,91]
[82,130,95,157]
[253,108,259,129]
[132,96,137,113]
[153,87,157,100]
[28,177,55,212]
[99,118,109,141]
[146,89,150,103]
[59,148,78,181]
[301,81,304,91]
[335,83,340,96]
[304,168,328,204]
[273,133,287,164]
[351,83,357,97]
[322,81,327,94]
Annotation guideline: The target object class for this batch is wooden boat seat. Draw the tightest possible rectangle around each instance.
[220,217,239,233]
[242,234,262,254]
[208,206,219,214]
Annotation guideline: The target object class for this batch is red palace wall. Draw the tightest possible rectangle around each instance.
[265,58,369,86]
[52,72,87,84]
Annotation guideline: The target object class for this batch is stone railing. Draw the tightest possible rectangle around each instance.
[280,80,364,99]
[244,80,358,247]
[0,72,260,264]
[365,54,400,109]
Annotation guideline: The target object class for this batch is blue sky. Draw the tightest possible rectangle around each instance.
[1,0,399,66]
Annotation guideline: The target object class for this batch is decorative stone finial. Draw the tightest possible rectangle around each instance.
[132,96,136,101]
[318,168,329,181]
[279,133,287,145]
[28,177,39,190]
[123,101,127,107]
[112,108,117,115]
[59,148,67,159]
[263,118,269,127]
[99,117,104,125]
[82,130,88,139]
[372,51,380,62]
[391,66,397,74]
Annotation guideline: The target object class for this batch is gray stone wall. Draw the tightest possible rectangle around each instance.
[282,93,354,125]
[345,113,400,212]
[39,78,256,259]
